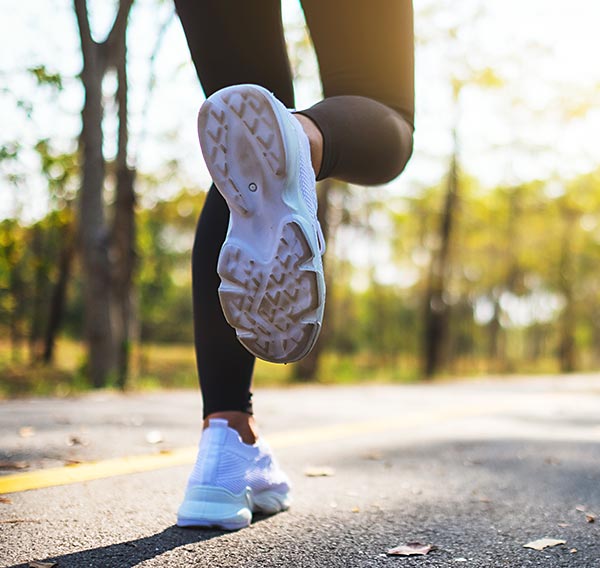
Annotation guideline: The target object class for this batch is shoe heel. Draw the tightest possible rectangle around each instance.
[253,488,292,514]
[177,486,252,530]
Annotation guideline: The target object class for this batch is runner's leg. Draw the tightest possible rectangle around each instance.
[298,0,414,184]
[174,0,295,424]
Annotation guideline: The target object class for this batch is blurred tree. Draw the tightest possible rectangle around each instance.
[111,3,137,389]
[420,10,505,378]
[73,0,134,387]
[137,187,204,344]
[33,140,79,364]
[0,220,27,362]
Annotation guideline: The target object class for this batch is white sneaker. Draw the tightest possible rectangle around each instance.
[198,84,326,363]
[177,418,291,530]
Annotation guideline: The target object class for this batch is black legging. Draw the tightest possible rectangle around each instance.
[174,0,415,417]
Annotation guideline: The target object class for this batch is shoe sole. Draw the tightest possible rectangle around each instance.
[198,84,325,363]
[177,485,291,531]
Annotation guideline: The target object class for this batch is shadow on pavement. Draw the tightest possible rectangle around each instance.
[6,524,226,568]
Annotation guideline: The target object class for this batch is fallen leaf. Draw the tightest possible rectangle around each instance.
[585,514,595,523]
[0,496,12,504]
[0,461,29,470]
[557,523,571,528]
[454,558,468,563]
[145,430,163,444]
[361,451,383,461]
[575,505,587,512]
[351,506,360,513]
[304,466,335,477]
[387,542,433,556]
[523,538,566,551]
[64,460,83,467]
[66,435,88,447]
[29,561,57,568]
[570,548,578,554]
[18,426,35,438]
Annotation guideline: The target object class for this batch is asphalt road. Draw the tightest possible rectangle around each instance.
[1,374,600,567]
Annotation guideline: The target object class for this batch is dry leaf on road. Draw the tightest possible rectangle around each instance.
[523,538,566,551]
[0,461,29,470]
[29,561,57,568]
[304,466,335,477]
[18,426,35,438]
[575,505,596,523]
[387,542,433,556]
[0,496,12,504]
[361,451,383,461]
[66,435,88,447]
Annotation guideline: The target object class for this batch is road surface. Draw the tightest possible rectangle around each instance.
[1,374,600,567]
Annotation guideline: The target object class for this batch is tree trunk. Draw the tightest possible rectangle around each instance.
[422,131,459,378]
[558,209,577,373]
[487,295,501,368]
[74,0,134,388]
[43,215,75,364]
[111,21,137,389]
[77,27,113,386]
[8,242,25,364]
[29,224,46,363]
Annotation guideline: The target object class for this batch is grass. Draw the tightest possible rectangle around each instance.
[0,339,423,398]
[0,338,575,398]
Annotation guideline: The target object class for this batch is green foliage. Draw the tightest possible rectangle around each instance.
[3,160,600,394]
[28,66,63,91]
[137,188,205,343]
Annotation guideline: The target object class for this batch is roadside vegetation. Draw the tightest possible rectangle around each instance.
[2,1,600,396]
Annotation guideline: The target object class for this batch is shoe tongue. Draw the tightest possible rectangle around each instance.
[208,418,229,429]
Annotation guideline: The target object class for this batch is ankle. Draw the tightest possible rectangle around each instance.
[204,411,258,445]
[294,113,323,178]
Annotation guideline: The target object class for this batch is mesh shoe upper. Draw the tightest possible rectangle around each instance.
[186,418,290,496]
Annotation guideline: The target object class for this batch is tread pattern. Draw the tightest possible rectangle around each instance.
[199,84,324,363]
[218,222,320,363]
[222,89,286,177]
[199,86,286,217]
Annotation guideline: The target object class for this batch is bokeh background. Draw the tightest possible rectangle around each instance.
[2,0,600,395]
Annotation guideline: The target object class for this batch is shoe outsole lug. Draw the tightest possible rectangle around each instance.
[198,84,324,363]
[216,222,320,363]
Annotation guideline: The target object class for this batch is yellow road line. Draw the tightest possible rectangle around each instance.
[0,404,500,495]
